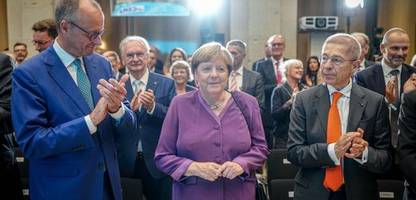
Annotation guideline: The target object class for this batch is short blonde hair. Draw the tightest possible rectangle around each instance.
[283,59,303,74]
[171,60,191,81]
[191,42,233,75]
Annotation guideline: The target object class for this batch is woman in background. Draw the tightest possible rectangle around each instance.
[170,60,195,95]
[155,42,268,200]
[302,56,322,87]
[164,48,187,76]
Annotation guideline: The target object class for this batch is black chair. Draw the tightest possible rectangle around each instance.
[267,149,298,180]
[21,177,29,200]
[377,179,404,200]
[269,179,295,200]
[121,177,143,200]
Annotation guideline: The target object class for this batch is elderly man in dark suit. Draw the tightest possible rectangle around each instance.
[115,36,175,200]
[0,53,23,199]
[398,75,416,200]
[226,39,265,113]
[356,28,416,148]
[288,33,392,200]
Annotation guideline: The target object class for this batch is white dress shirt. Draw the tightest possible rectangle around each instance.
[229,66,244,90]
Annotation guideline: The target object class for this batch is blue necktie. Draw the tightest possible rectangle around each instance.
[73,58,94,110]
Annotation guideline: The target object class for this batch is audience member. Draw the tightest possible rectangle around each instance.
[116,36,175,200]
[351,32,375,72]
[302,56,323,87]
[11,0,136,199]
[170,60,195,95]
[13,42,28,65]
[32,18,57,52]
[164,47,187,76]
[149,45,164,74]
[252,41,272,71]
[287,33,392,199]
[155,42,268,200]
[271,59,306,149]
[226,39,265,114]
[103,50,123,80]
[356,27,416,148]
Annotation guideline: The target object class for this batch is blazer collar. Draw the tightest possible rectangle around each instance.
[346,83,367,131]
[313,85,330,134]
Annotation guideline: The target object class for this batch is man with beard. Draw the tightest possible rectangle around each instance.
[13,42,28,65]
[356,28,416,148]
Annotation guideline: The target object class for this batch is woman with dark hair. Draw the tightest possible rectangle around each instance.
[302,56,323,87]
[164,47,187,76]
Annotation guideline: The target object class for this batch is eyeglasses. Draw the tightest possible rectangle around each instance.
[68,21,104,41]
[269,43,285,48]
[126,52,147,60]
[32,40,52,46]
[320,55,356,66]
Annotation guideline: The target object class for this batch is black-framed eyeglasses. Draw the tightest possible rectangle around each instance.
[32,40,52,46]
[68,21,104,41]
[320,55,356,66]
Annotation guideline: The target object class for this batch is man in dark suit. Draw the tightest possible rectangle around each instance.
[103,50,123,80]
[149,45,164,75]
[252,42,271,71]
[226,39,265,113]
[0,53,23,199]
[398,76,416,200]
[288,33,392,199]
[351,32,375,71]
[11,1,136,199]
[255,34,288,148]
[116,36,175,200]
[356,28,416,148]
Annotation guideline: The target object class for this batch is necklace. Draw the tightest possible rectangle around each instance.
[209,102,223,110]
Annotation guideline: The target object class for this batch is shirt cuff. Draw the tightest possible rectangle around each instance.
[84,115,97,134]
[353,147,369,164]
[327,143,340,165]
[146,102,156,115]
[110,104,125,120]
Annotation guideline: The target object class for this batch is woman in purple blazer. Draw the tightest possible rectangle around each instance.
[155,42,269,200]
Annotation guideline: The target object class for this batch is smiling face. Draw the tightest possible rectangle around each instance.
[381,31,410,68]
[172,67,189,85]
[194,57,229,95]
[286,63,304,80]
[121,40,149,75]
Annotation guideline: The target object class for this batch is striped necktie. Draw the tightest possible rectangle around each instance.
[73,58,93,110]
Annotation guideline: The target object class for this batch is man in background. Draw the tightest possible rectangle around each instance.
[13,42,28,65]
[103,50,123,80]
[32,18,57,52]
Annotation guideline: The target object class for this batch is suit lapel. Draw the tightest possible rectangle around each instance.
[45,48,91,115]
[347,84,367,131]
[125,77,134,102]
[313,85,330,134]
[265,60,277,84]
[400,64,411,94]
[242,68,249,91]
[373,65,386,96]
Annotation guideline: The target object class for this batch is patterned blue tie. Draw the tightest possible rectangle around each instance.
[73,58,94,110]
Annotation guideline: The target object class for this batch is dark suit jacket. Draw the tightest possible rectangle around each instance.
[241,67,265,114]
[255,58,289,127]
[287,84,392,200]
[356,63,416,100]
[252,57,267,71]
[364,59,375,68]
[11,47,136,200]
[116,72,175,179]
[0,53,23,200]
[398,90,416,196]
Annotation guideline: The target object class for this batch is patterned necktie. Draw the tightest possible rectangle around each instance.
[133,80,144,94]
[229,71,239,91]
[323,91,343,191]
[389,69,400,147]
[275,62,283,85]
[73,58,93,110]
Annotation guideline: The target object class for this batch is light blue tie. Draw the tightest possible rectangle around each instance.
[73,58,94,110]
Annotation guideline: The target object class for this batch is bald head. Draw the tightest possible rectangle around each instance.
[380,28,410,68]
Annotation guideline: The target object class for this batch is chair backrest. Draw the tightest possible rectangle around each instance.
[377,179,404,200]
[269,179,295,200]
[267,149,298,180]
[121,177,143,200]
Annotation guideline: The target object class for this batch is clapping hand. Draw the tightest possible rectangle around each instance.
[97,74,129,113]
[89,97,108,126]
[130,89,142,112]
[403,73,416,94]
[385,78,398,103]
[345,128,368,159]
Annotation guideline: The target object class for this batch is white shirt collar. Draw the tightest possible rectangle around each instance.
[381,59,402,78]
[271,56,284,66]
[129,68,150,86]
[53,39,82,68]
[326,79,353,99]
[232,66,244,75]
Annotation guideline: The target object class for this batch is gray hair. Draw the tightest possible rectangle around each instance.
[381,27,408,45]
[55,0,102,31]
[119,35,150,56]
[226,39,247,54]
[171,60,191,81]
[322,33,361,60]
[351,32,369,46]
[283,59,303,74]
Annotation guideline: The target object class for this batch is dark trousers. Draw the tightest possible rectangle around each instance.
[328,185,346,200]
[103,171,115,200]
[134,153,172,200]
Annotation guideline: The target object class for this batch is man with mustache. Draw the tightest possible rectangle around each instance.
[356,28,416,149]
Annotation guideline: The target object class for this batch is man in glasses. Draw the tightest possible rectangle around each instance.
[287,33,392,199]
[11,0,136,200]
[32,18,57,52]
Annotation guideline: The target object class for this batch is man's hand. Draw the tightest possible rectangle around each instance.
[385,78,398,103]
[334,132,359,159]
[97,74,129,113]
[89,97,108,126]
[184,162,221,182]
[130,89,142,112]
[139,89,155,112]
[345,128,368,158]
[403,73,416,94]
[219,161,244,180]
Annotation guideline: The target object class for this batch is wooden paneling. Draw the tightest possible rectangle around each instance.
[0,0,8,51]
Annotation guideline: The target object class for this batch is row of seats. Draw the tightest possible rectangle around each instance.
[267,149,405,200]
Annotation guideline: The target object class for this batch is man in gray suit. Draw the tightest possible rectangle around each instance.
[226,39,265,113]
[287,33,392,199]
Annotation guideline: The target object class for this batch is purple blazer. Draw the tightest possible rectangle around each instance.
[155,90,269,200]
